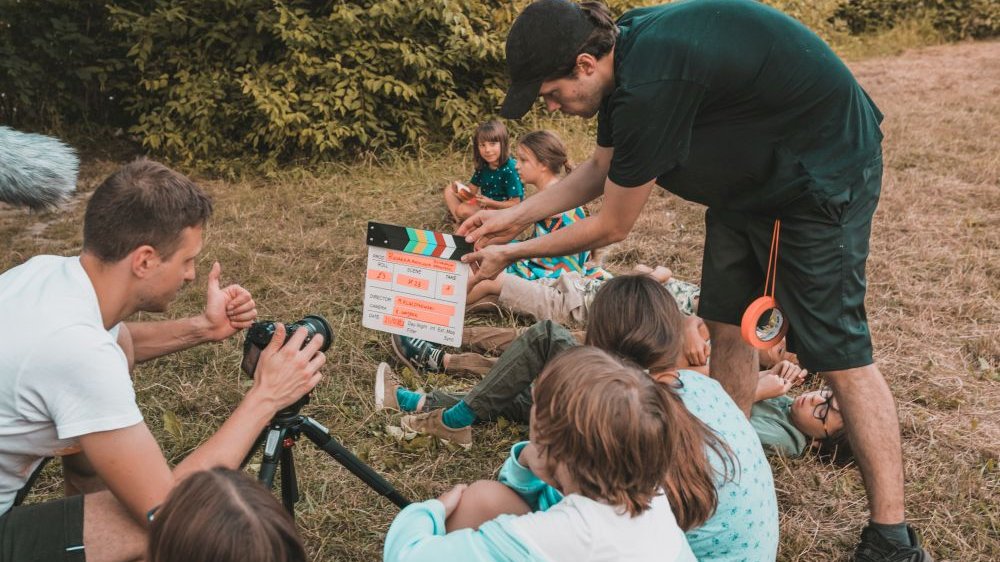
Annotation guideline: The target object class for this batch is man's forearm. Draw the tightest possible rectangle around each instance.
[126,316,214,363]
[173,391,275,481]
[510,156,609,225]
[503,213,626,263]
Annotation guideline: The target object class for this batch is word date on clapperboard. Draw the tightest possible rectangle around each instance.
[363,222,473,347]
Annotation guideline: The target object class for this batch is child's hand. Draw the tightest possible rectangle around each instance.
[683,317,710,366]
[475,194,499,209]
[770,359,807,387]
[755,372,793,401]
[438,484,468,518]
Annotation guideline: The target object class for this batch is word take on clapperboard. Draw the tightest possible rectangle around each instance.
[362,222,473,347]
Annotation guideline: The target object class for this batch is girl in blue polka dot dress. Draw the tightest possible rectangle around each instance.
[443,120,524,222]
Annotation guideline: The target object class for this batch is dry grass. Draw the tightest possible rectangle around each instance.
[2,40,998,561]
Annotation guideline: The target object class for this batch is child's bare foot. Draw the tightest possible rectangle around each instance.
[649,266,672,283]
[632,263,653,274]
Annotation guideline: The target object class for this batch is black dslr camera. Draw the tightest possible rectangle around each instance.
[241,315,333,417]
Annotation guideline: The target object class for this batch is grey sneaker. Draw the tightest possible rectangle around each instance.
[400,410,472,450]
[854,524,933,562]
[375,362,426,412]
[391,334,444,373]
[374,362,401,411]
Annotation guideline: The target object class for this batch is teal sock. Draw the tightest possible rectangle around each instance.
[395,388,424,412]
[442,401,476,429]
[870,522,912,547]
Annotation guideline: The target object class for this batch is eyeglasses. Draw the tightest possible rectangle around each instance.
[811,388,839,438]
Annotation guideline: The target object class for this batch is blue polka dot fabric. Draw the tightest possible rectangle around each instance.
[677,370,779,561]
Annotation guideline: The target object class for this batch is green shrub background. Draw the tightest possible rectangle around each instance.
[1,0,996,166]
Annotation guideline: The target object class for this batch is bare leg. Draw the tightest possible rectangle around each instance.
[446,480,531,532]
[825,364,905,524]
[82,490,146,562]
[467,275,503,307]
[443,185,463,221]
[705,320,757,416]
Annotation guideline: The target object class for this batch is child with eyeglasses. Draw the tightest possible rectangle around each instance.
[752,363,853,462]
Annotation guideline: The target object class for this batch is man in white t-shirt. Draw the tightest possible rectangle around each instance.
[0,159,327,562]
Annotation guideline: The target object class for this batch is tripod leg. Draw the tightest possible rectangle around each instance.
[298,417,410,509]
[279,440,299,515]
[258,426,286,490]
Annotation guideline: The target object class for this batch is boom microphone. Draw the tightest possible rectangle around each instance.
[0,126,79,210]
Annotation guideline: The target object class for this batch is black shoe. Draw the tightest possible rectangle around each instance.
[854,524,933,562]
[390,334,444,373]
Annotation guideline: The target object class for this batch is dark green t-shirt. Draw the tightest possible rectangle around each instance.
[596,0,884,214]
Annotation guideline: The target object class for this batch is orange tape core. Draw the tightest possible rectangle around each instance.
[740,220,788,349]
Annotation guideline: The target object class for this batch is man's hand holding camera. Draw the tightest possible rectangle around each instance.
[248,324,327,415]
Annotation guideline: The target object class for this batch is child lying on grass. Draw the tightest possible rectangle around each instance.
[753,362,853,461]
[383,347,712,562]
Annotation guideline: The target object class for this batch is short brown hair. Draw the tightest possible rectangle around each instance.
[532,347,722,528]
[148,468,306,562]
[83,158,213,262]
[548,2,619,80]
[472,120,511,170]
[585,274,684,374]
[517,130,573,175]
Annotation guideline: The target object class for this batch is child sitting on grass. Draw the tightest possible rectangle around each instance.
[398,263,711,373]
[379,275,779,561]
[443,120,524,222]
[383,347,716,561]
[497,130,608,283]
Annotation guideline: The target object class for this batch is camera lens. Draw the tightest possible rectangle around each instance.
[293,315,333,352]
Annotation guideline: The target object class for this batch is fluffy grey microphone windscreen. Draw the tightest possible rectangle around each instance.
[0,126,79,210]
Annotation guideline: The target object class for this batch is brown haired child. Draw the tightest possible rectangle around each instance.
[147,468,306,562]
[443,120,524,222]
[383,347,701,561]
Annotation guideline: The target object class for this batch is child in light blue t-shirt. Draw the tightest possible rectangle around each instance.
[384,347,709,562]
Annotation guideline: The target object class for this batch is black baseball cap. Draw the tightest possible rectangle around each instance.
[500,0,595,119]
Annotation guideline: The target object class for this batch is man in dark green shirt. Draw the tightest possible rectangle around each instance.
[458,1,931,560]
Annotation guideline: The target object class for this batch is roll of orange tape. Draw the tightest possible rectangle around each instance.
[740,295,788,349]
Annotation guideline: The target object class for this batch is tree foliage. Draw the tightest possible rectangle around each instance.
[1,0,995,166]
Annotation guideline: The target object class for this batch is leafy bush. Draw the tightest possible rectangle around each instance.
[0,0,137,132]
[1,0,993,165]
[832,0,1000,39]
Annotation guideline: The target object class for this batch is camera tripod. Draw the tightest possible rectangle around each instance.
[247,409,410,517]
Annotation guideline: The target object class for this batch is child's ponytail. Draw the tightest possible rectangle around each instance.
[653,381,735,530]
[517,130,573,177]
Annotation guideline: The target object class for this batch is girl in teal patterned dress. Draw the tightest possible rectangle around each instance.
[443,120,524,223]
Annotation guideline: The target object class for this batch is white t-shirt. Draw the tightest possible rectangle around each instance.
[0,255,143,513]
[506,493,695,562]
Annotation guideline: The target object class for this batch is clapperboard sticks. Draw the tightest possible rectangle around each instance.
[367,222,474,260]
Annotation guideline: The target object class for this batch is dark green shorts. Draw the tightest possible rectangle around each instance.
[698,154,883,372]
[0,495,85,562]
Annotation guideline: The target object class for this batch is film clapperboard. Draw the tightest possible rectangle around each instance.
[363,222,474,347]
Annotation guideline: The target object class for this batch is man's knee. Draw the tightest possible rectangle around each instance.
[83,491,146,562]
